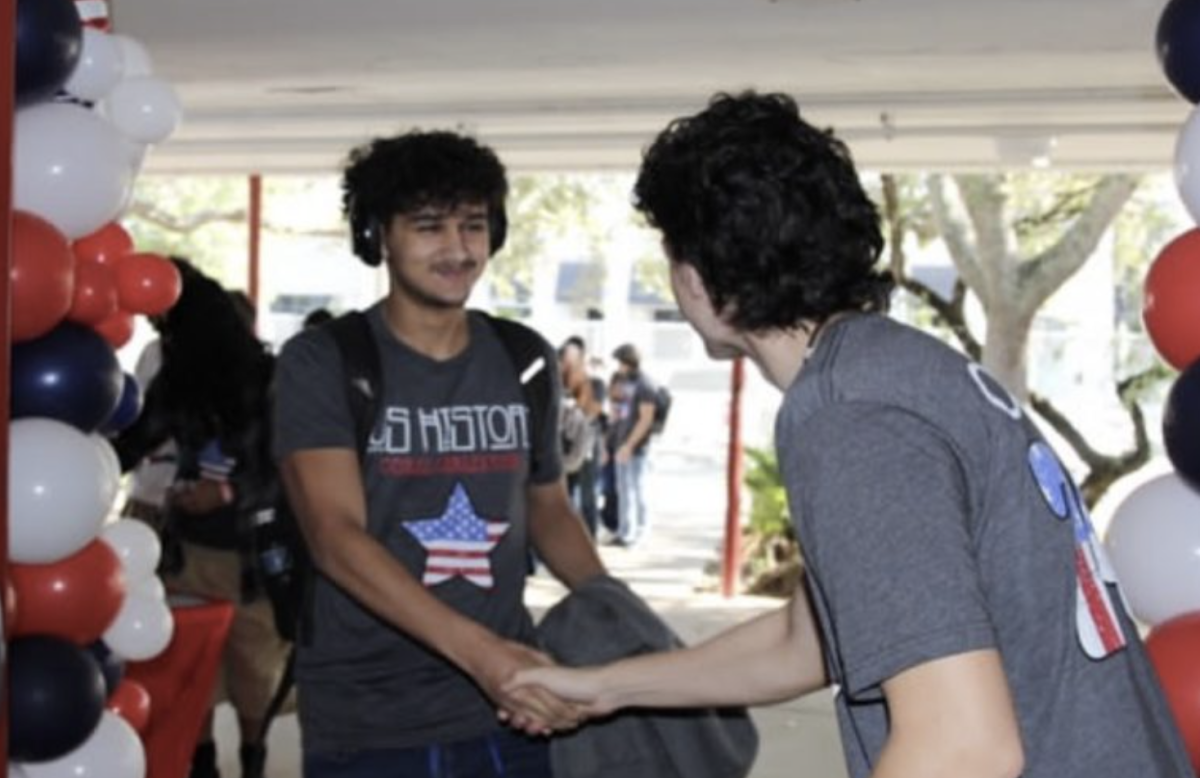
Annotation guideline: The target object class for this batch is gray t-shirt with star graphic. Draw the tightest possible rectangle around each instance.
[274,304,562,753]
[778,313,1191,778]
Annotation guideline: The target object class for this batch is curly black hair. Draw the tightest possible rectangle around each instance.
[634,91,893,332]
[341,129,507,238]
[154,259,273,448]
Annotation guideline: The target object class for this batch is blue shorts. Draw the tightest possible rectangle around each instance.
[303,728,552,778]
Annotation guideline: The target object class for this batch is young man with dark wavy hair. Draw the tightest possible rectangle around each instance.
[274,130,604,777]
[511,92,1192,778]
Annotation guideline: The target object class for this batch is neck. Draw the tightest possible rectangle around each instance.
[382,297,471,360]
[744,314,842,391]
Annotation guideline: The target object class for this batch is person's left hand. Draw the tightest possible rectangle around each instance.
[169,479,228,515]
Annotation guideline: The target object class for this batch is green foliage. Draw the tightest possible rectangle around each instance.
[124,175,248,284]
[495,174,611,303]
[743,445,791,540]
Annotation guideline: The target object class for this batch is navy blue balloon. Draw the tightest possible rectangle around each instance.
[1164,360,1200,490]
[10,635,106,763]
[15,0,83,107]
[86,639,126,696]
[101,372,144,434]
[1157,0,1200,103]
[12,321,123,433]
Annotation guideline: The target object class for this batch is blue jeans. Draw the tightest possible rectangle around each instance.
[615,451,648,543]
[303,729,552,778]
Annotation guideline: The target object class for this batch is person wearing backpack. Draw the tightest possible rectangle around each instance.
[607,343,659,547]
[273,129,606,778]
[116,260,287,778]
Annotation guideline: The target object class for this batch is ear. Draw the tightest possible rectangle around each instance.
[671,260,708,302]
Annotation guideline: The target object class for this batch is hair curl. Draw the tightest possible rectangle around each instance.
[634,91,893,332]
[341,130,507,225]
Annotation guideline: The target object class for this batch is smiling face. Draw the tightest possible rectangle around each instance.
[382,201,492,311]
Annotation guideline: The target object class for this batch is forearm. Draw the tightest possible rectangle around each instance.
[531,506,605,589]
[597,596,825,710]
[528,481,605,589]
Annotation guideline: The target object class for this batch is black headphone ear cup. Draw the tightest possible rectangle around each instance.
[349,205,383,267]
[489,205,507,255]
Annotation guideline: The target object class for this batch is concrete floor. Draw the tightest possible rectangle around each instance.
[213,453,849,777]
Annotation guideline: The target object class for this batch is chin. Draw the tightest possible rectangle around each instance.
[704,341,742,361]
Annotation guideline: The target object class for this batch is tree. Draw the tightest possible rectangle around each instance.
[882,172,1168,505]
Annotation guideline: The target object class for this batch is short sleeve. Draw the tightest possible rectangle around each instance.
[272,328,357,460]
[788,402,996,698]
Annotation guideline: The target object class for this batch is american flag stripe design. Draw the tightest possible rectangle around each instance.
[406,483,510,589]
[1074,545,1126,658]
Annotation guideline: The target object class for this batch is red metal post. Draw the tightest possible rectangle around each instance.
[1,0,17,761]
[721,356,745,597]
[248,174,262,305]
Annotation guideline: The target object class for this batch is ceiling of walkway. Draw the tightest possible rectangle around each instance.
[115,0,1188,175]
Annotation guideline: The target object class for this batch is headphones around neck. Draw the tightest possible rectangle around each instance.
[348,199,508,267]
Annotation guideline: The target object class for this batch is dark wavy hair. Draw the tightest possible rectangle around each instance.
[341,130,507,225]
[154,259,273,448]
[634,91,893,332]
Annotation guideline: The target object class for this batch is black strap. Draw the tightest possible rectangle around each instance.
[481,312,554,474]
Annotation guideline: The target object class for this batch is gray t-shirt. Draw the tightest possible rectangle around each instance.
[273,305,562,752]
[778,313,1190,778]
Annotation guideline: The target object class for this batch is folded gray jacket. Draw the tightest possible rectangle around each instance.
[536,575,759,778]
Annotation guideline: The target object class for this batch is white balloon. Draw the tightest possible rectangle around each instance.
[100,519,163,583]
[1174,103,1200,225]
[110,35,154,77]
[64,29,126,103]
[92,434,122,494]
[1104,472,1200,626]
[9,419,119,564]
[102,590,175,661]
[14,103,135,240]
[104,76,182,145]
[22,711,145,778]
[135,574,167,602]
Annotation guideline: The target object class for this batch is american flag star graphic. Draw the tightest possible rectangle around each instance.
[404,483,510,588]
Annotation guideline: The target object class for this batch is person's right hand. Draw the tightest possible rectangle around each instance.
[467,637,585,736]
[506,665,616,723]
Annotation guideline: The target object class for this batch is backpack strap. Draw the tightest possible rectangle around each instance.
[323,311,382,457]
[481,312,554,474]
[257,311,381,743]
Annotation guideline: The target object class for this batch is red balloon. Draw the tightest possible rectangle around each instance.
[107,678,151,734]
[1146,612,1200,774]
[94,309,136,349]
[68,260,119,326]
[115,252,182,317]
[10,538,127,645]
[11,210,75,342]
[73,221,134,267]
[4,578,18,632]
[1143,228,1200,370]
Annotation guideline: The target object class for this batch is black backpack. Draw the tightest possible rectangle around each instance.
[253,310,554,737]
[650,383,672,435]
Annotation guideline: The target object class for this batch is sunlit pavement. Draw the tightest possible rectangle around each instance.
[215,452,848,777]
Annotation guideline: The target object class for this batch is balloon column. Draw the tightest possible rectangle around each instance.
[1103,2,1200,772]
[9,1,184,776]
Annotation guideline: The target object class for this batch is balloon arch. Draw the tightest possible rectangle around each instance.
[9,1,191,776]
